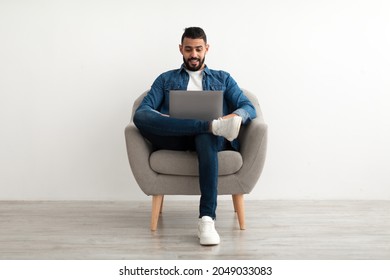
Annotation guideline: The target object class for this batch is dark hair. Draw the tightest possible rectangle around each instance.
[181,27,207,44]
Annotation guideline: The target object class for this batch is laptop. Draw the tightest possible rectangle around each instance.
[169,90,223,121]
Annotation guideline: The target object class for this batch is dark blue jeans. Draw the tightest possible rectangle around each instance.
[133,109,226,219]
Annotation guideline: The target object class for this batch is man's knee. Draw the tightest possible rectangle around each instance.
[134,109,159,131]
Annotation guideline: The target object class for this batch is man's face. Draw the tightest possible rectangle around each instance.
[180,37,209,71]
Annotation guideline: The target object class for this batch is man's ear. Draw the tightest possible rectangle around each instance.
[179,44,183,55]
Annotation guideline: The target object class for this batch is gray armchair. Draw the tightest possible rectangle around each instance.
[125,89,267,231]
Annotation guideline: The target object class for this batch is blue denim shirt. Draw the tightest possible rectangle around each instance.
[136,64,257,149]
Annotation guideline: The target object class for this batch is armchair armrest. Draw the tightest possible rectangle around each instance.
[124,123,157,194]
[237,118,268,190]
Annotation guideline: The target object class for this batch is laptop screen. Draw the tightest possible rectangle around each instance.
[169,90,223,121]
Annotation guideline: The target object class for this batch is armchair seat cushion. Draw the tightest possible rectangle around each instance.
[150,150,243,176]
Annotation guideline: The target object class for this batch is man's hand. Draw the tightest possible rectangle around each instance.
[221,113,239,119]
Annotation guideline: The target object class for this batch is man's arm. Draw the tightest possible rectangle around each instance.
[135,74,166,113]
[224,74,257,124]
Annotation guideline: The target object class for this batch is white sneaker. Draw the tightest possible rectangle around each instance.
[198,216,220,246]
[211,116,242,141]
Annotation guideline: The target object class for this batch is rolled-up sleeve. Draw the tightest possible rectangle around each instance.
[225,75,257,125]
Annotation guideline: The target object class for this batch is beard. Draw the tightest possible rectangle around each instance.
[183,56,206,71]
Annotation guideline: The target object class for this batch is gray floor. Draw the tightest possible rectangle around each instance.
[0,200,389,260]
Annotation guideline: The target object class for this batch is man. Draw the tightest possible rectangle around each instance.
[133,27,256,245]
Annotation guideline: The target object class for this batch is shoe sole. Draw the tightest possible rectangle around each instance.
[226,116,242,141]
[198,233,220,246]
[199,237,220,246]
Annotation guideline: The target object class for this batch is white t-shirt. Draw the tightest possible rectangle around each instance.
[186,69,203,91]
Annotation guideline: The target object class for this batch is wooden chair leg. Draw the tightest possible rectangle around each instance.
[160,195,164,214]
[232,195,237,213]
[151,195,164,231]
[232,194,246,230]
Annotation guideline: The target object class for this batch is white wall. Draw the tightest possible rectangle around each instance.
[1,0,389,201]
